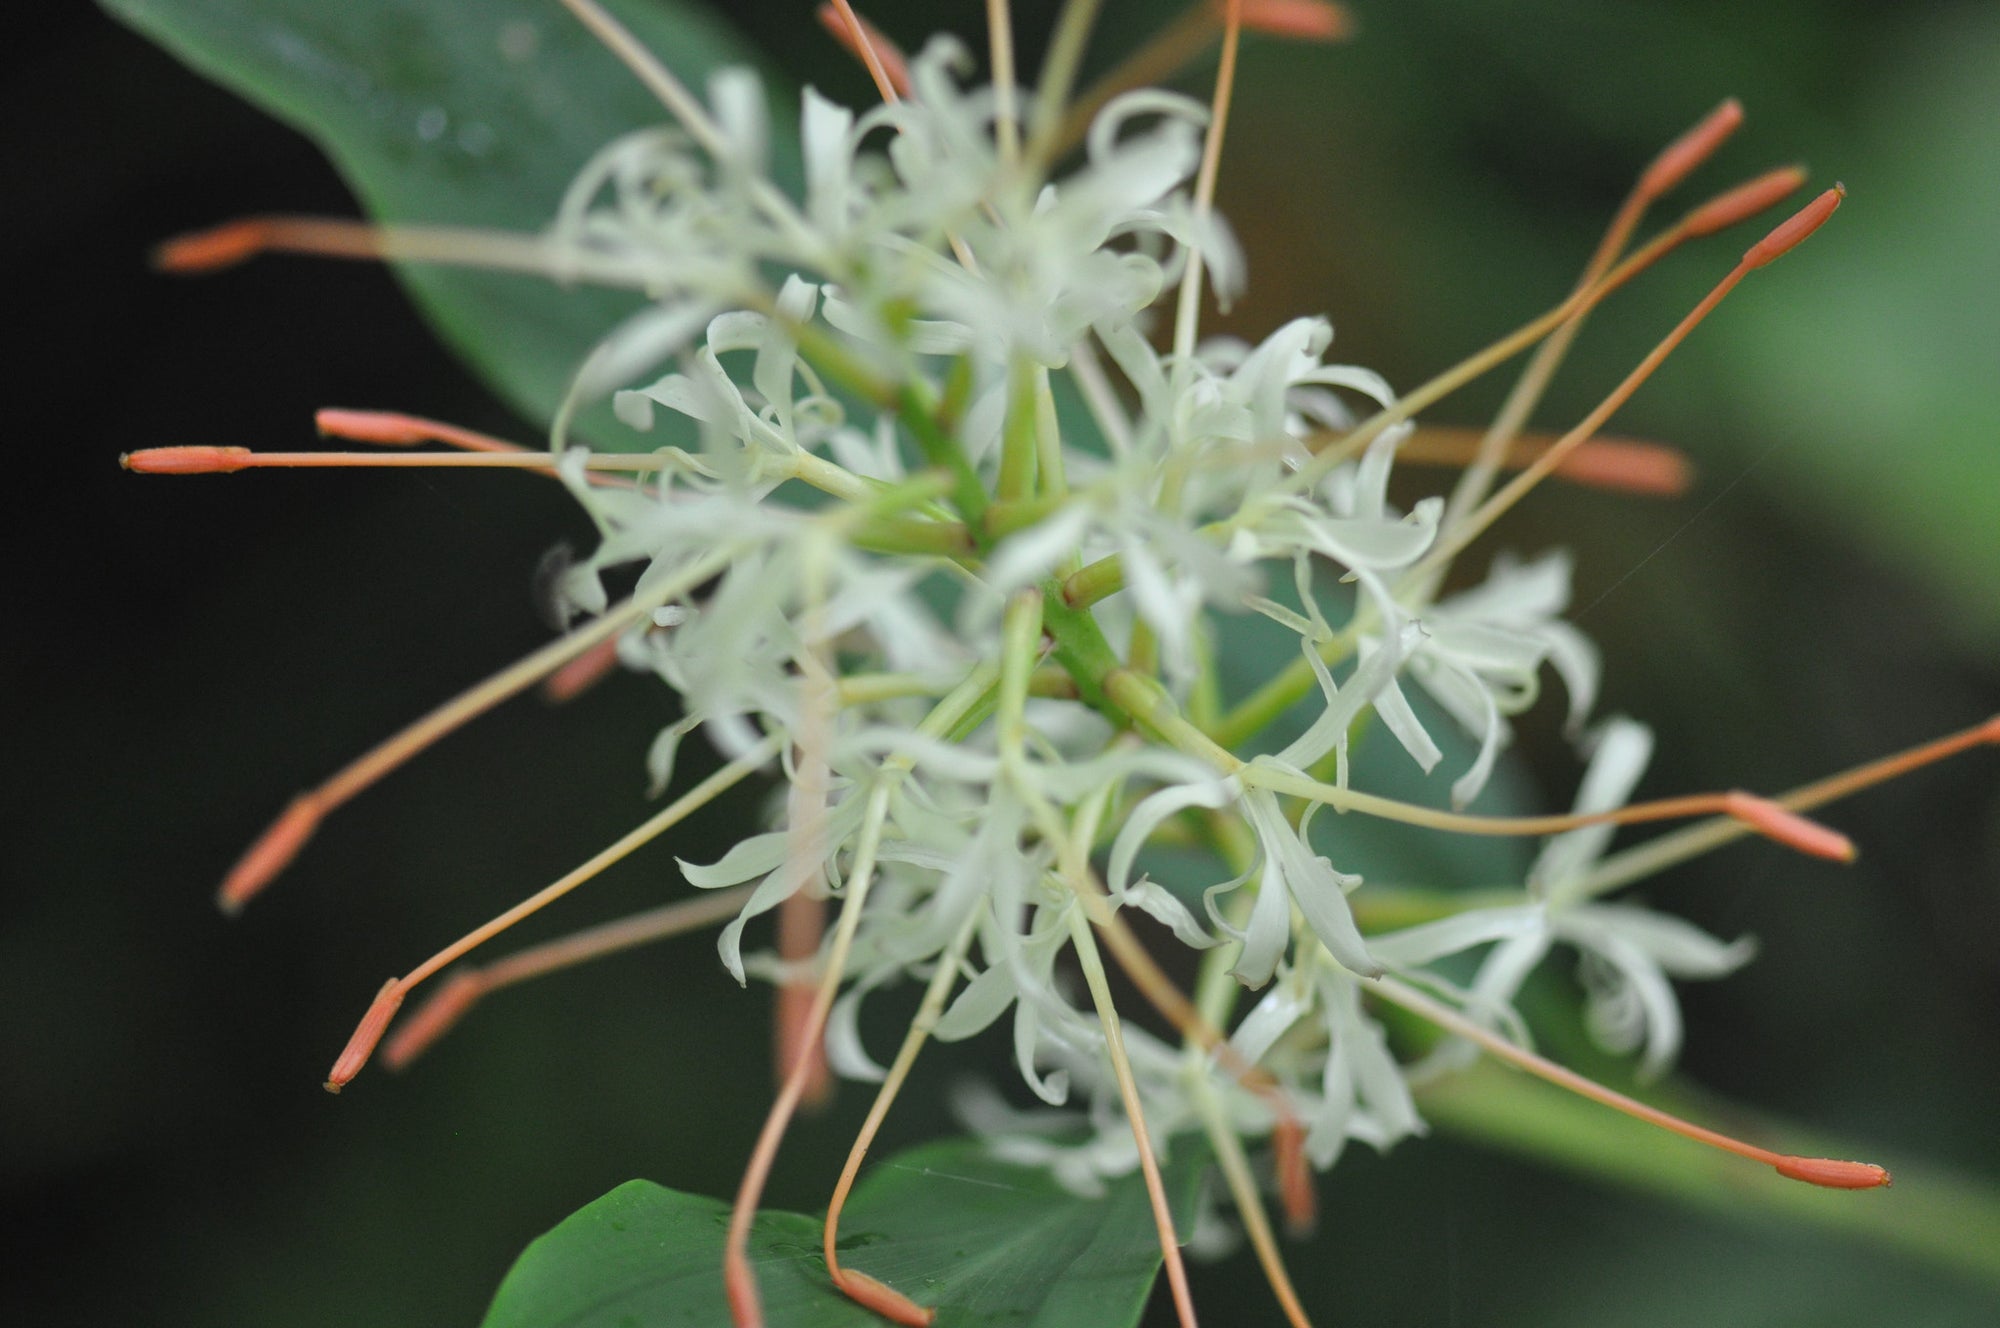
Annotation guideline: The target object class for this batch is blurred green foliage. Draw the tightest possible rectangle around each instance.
[8,1,1997,1325]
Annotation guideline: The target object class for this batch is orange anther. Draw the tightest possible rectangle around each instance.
[542,637,622,704]
[1681,166,1809,238]
[832,1269,935,1327]
[218,793,324,914]
[1978,715,2000,744]
[1744,184,1845,268]
[1272,1115,1317,1236]
[314,408,432,446]
[815,3,911,99]
[315,408,525,453]
[152,218,274,272]
[1637,98,1744,202]
[121,446,254,475]
[1722,792,1856,862]
[1550,438,1692,496]
[1772,1155,1892,1190]
[381,971,487,1070]
[325,978,404,1093]
[1236,0,1354,41]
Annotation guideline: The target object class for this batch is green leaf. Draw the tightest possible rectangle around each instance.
[479,1137,1208,1328]
[100,0,792,446]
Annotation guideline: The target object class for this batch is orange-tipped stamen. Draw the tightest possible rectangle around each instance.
[1246,161,1819,518]
[384,885,756,1070]
[1373,975,1890,1190]
[211,549,730,907]
[1576,714,2000,900]
[1414,188,1846,578]
[389,738,775,1000]
[1773,1155,1894,1189]
[121,447,664,473]
[822,917,973,1328]
[152,218,280,272]
[152,215,590,280]
[1720,792,1856,862]
[1746,183,1845,267]
[1681,165,1811,238]
[835,1270,933,1327]
[1397,426,1693,497]
[1636,97,1745,204]
[1272,1114,1316,1236]
[541,638,623,704]
[381,972,486,1071]
[217,793,323,915]
[325,979,403,1093]
[774,889,833,1110]
[820,1,907,103]
[727,783,896,1328]
[1237,0,1353,41]
[315,408,527,453]
[1060,169,1744,610]
[1244,763,1855,863]
[1442,100,1743,532]
[329,748,772,1091]
[121,446,254,475]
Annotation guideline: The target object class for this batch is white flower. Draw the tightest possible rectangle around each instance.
[1371,718,1756,1080]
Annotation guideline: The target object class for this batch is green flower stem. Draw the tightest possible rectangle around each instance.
[1033,366,1068,498]
[1039,580,1126,713]
[1186,625,1223,732]
[1421,1060,2000,1290]
[1126,619,1159,676]
[996,589,1046,758]
[1208,627,1360,754]
[983,493,1067,540]
[898,384,991,535]
[1059,551,1125,608]
[996,357,1039,503]
[849,516,974,558]
[784,320,988,533]
[1101,669,1241,770]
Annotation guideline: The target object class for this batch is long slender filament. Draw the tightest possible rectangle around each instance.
[323,736,779,1090]
[383,884,756,1070]
[1371,973,1889,1189]
[821,915,979,1325]
[1067,906,1201,1328]
[218,546,733,913]
[1187,1074,1315,1328]
[1443,98,1742,531]
[1568,713,2000,903]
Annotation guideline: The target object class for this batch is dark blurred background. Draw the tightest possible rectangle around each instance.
[6,1,1997,1324]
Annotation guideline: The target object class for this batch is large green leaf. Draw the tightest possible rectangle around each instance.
[101,0,791,446]
[479,1137,1208,1328]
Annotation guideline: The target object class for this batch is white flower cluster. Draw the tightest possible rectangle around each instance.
[544,37,1750,1197]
